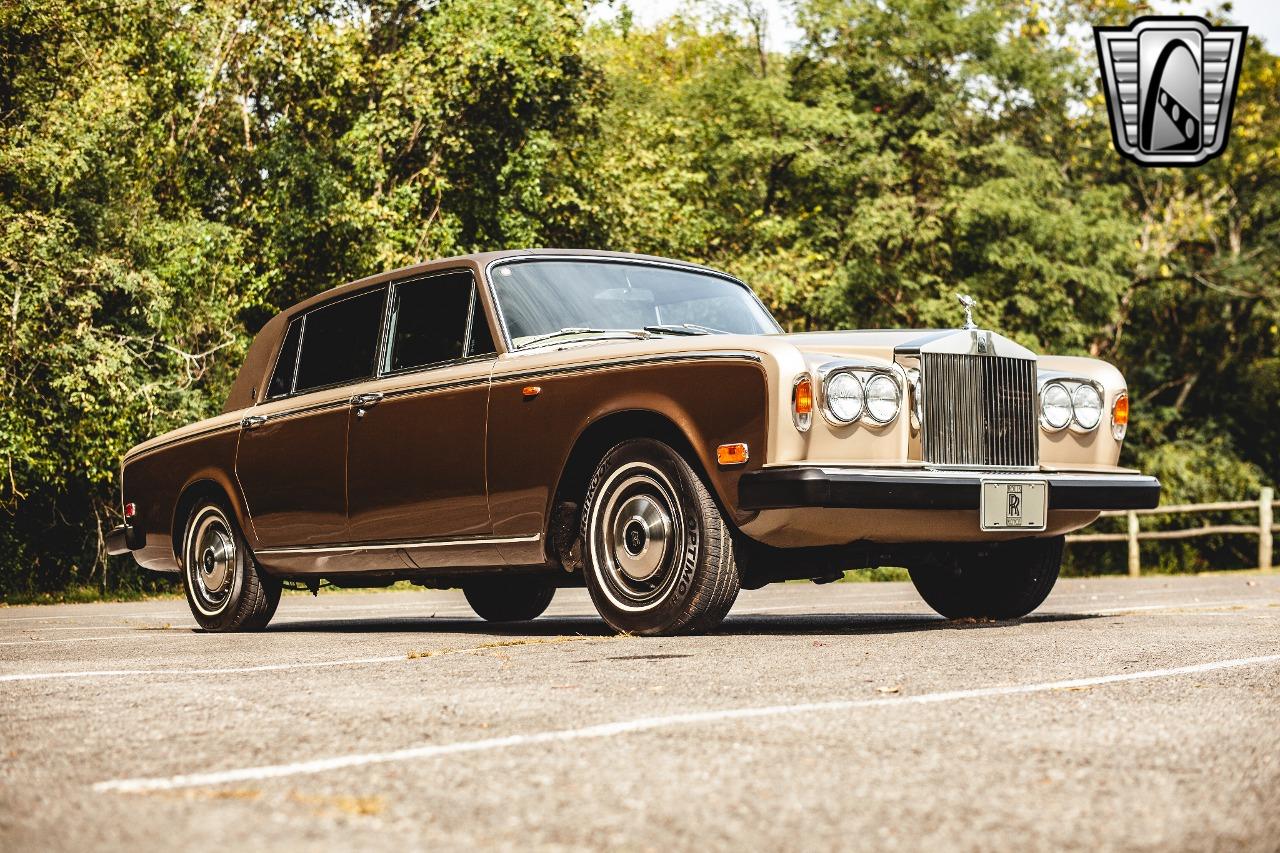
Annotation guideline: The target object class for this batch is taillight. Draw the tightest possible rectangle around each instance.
[124,502,137,519]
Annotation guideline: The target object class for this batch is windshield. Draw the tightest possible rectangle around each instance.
[491,259,780,349]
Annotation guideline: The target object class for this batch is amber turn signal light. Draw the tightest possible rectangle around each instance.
[1111,392,1129,441]
[716,443,749,466]
[522,385,542,399]
[792,374,814,432]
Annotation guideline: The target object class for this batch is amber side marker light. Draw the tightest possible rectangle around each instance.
[716,443,749,466]
[1111,392,1129,441]
[521,385,542,400]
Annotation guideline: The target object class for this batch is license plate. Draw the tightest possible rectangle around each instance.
[980,480,1047,531]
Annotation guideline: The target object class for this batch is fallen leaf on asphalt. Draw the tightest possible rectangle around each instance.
[290,792,385,817]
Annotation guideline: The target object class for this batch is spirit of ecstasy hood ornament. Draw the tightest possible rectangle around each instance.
[957,294,977,331]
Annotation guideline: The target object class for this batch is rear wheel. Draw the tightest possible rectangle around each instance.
[463,577,555,622]
[181,500,280,632]
[581,438,740,635]
[908,536,1063,620]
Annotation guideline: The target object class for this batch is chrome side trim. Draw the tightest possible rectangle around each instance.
[123,423,240,464]
[492,351,764,385]
[256,533,541,557]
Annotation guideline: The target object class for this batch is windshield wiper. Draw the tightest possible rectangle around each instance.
[519,327,653,350]
[643,323,730,336]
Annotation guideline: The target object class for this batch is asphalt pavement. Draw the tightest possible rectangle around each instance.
[2,573,1278,852]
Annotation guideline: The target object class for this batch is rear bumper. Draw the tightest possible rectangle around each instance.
[106,524,146,556]
[738,467,1161,512]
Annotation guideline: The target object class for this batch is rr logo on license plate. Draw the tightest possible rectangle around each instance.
[981,480,1047,531]
[1007,485,1022,519]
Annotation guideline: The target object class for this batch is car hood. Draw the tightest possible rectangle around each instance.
[775,328,1038,365]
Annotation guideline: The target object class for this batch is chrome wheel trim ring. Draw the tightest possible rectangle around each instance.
[184,506,237,617]
[588,461,688,612]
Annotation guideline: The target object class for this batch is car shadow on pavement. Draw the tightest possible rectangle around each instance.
[718,611,1103,636]
[253,611,1102,637]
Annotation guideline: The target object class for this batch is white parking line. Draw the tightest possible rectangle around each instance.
[90,653,1280,793]
[0,634,172,647]
[0,635,601,683]
[1082,600,1271,615]
[0,655,412,683]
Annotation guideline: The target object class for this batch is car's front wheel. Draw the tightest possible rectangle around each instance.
[181,500,281,632]
[463,577,556,622]
[908,536,1063,620]
[581,438,740,635]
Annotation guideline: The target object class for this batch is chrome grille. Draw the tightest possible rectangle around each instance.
[920,353,1038,468]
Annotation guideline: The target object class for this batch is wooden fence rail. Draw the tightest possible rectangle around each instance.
[1065,486,1275,576]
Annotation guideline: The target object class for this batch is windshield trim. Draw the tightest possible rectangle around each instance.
[482,255,782,353]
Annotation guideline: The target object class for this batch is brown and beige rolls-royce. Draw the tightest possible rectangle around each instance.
[107,249,1159,635]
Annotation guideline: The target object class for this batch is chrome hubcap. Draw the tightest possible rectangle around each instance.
[199,532,233,594]
[590,463,688,611]
[611,494,673,582]
[186,508,236,615]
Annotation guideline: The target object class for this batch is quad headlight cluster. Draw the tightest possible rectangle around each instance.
[820,369,902,426]
[1039,379,1104,433]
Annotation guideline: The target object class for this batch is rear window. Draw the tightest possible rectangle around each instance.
[294,289,386,392]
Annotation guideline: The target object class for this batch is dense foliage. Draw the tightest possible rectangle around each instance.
[1,0,1275,598]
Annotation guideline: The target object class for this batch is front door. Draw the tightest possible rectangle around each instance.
[345,270,497,564]
[235,287,388,551]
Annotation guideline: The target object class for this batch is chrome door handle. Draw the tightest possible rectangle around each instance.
[350,392,384,407]
[240,415,267,430]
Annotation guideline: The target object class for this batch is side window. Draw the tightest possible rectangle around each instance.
[386,272,475,372]
[266,318,302,399]
[294,288,386,392]
[467,296,497,357]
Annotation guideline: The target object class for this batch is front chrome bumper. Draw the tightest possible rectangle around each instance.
[737,467,1161,512]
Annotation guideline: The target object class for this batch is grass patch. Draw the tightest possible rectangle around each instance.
[1,584,182,606]
[841,567,912,583]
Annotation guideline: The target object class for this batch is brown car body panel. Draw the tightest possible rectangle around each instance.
[117,249,1152,579]
[485,353,770,566]
[122,423,245,572]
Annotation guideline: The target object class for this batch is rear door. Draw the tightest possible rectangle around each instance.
[236,287,387,549]
[344,270,497,564]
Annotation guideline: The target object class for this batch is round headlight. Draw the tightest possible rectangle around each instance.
[1070,384,1102,430]
[864,373,900,424]
[1040,382,1072,430]
[824,372,864,424]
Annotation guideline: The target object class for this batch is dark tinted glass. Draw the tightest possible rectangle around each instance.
[294,289,385,392]
[266,318,302,399]
[467,299,497,356]
[388,272,473,371]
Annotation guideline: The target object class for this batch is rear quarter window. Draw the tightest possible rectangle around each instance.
[265,318,302,399]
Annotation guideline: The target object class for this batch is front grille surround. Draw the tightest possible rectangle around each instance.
[919,352,1039,468]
